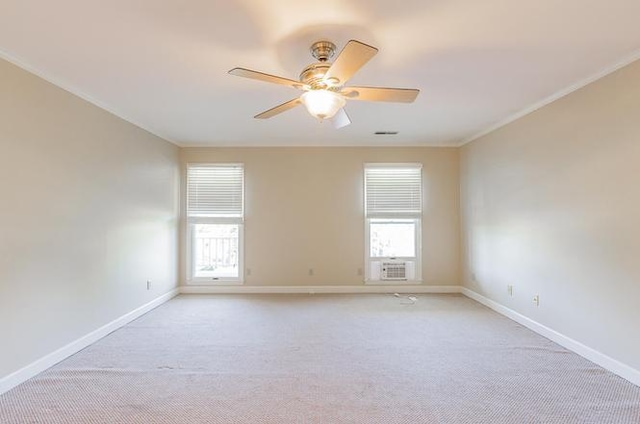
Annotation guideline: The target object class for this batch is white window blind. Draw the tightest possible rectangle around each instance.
[365,165,422,218]
[187,164,244,218]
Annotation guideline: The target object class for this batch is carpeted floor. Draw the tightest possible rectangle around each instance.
[1,294,639,423]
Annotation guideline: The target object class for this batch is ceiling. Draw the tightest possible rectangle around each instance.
[1,0,639,147]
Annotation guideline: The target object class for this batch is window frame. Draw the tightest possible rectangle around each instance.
[185,163,245,285]
[363,163,423,284]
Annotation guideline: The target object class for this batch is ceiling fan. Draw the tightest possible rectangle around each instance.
[228,40,420,129]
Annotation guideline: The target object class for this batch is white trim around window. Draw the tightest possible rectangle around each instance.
[364,163,423,284]
[185,163,245,285]
[186,219,244,285]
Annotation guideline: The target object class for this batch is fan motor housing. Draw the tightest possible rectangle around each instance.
[299,63,333,89]
[310,41,336,62]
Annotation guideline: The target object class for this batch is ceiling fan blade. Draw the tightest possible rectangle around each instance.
[324,40,378,85]
[229,67,306,90]
[254,98,302,119]
[342,86,420,103]
[332,108,351,129]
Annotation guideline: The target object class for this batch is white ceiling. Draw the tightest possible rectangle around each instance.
[1,0,639,147]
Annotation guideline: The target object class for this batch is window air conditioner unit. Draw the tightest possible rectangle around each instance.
[381,261,407,280]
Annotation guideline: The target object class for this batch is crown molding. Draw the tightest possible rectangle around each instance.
[458,48,640,146]
[0,48,180,147]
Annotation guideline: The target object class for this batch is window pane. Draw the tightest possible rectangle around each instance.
[193,224,239,278]
[369,220,416,258]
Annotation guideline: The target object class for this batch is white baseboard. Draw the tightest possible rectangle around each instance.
[181,284,462,295]
[461,288,640,387]
[0,288,179,395]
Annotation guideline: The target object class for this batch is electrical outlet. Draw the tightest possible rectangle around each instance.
[507,285,514,296]
[308,268,314,276]
[471,272,477,282]
[146,280,152,290]
[357,268,363,276]
[246,268,252,276]
[533,295,540,307]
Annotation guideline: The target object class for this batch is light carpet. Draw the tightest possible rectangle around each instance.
[1,294,639,423]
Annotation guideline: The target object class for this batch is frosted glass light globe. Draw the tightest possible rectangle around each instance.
[301,90,346,120]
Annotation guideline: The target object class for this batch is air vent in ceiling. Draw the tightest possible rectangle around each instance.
[374,131,399,135]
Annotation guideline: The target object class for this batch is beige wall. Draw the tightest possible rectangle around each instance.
[181,147,460,287]
[0,58,180,379]
[460,60,640,371]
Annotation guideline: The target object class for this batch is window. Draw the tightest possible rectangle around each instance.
[364,164,422,282]
[187,164,244,283]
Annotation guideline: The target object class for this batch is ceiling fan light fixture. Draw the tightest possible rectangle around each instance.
[229,39,419,127]
[301,89,346,120]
